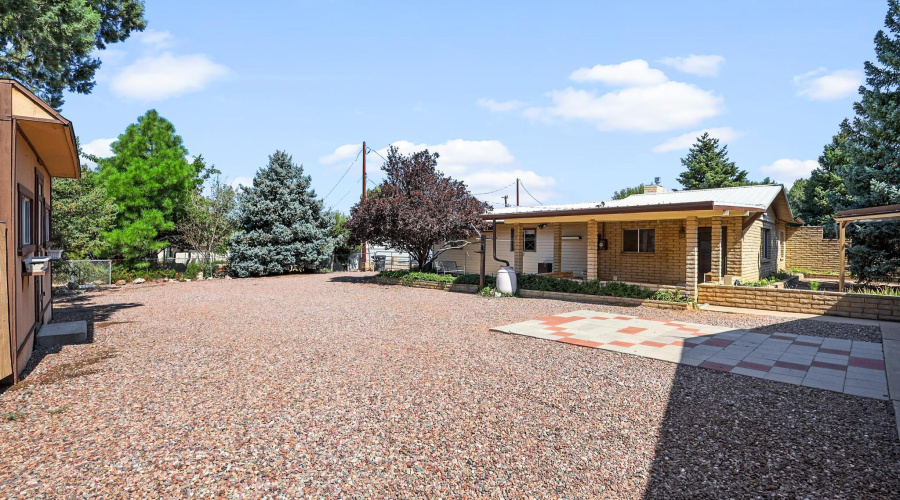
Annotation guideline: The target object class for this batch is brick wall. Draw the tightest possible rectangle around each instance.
[596,220,686,285]
[698,283,900,321]
[785,226,841,272]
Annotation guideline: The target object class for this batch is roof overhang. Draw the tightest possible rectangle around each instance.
[834,204,900,223]
[5,80,80,179]
[481,201,761,223]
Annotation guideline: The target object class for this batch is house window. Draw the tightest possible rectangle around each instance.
[510,228,515,252]
[21,196,33,246]
[762,228,771,260]
[623,228,655,253]
[44,205,51,245]
[523,229,537,252]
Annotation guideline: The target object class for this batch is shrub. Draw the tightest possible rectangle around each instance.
[854,285,900,297]
[809,281,821,291]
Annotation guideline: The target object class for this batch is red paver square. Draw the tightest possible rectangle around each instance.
[558,337,602,348]
[614,316,633,321]
[738,360,773,372]
[539,316,586,326]
[811,360,847,371]
[665,322,685,327]
[699,361,734,372]
[678,327,701,333]
[639,341,667,348]
[670,340,686,347]
[793,341,821,347]
[547,326,568,332]
[551,332,575,337]
[617,326,647,335]
[775,360,809,371]
[849,357,885,370]
[703,338,733,347]
[591,316,609,320]
[609,341,635,348]
[819,348,851,356]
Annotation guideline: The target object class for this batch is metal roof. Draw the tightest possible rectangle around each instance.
[484,184,791,219]
[834,204,900,222]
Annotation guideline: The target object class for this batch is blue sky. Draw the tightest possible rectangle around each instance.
[66,0,887,212]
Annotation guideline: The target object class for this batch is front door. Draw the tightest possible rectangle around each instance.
[698,227,712,283]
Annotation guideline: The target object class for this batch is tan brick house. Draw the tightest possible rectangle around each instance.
[436,184,800,295]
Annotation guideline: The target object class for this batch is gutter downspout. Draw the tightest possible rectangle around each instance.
[492,219,509,267]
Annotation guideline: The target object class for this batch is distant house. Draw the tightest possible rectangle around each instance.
[0,80,80,383]
[437,184,804,294]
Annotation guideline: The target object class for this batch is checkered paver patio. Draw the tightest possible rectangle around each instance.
[491,310,889,400]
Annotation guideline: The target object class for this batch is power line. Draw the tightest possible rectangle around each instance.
[330,178,360,210]
[519,180,543,205]
[322,148,363,202]
[472,180,516,196]
[366,146,388,163]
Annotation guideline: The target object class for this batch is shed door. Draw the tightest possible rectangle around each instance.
[698,227,712,283]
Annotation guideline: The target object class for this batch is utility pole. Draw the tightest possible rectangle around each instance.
[502,195,509,207]
[361,141,367,271]
[516,178,520,206]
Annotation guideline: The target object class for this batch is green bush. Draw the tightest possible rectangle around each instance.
[809,281,821,291]
[854,285,900,297]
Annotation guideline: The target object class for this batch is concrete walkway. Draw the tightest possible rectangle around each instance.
[492,310,890,400]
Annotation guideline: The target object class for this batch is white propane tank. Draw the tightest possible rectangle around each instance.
[496,266,518,294]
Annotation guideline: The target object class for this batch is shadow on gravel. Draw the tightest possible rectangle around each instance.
[642,320,899,499]
[0,297,143,395]
[327,275,376,284]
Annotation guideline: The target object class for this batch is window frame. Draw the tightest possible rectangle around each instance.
[762,228,771,260]
[523,228,537,252]
[510,228,515,252]
[17,183,35,255]
[622,228,656,253]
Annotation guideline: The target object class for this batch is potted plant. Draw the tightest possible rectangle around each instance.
[23,256,51,275]
[47,249,64,260]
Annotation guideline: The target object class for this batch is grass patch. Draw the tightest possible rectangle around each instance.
[789,267,839,276]
[853,285,900,297]
[741,270,795,288]
[47,407,68,415]
[4,411,25,421]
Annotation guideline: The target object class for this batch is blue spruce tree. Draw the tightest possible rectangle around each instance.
[839,1,900,281]
[228,151,333,277]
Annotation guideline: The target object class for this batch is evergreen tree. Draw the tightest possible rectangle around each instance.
[0,0,146,109]
[51,163,117,258]
[612,184,644,200]
[838,1,900,281]
[788,124,849,238]
[677,132,750,190]
[228,151,333,277]
[98,110,204,261]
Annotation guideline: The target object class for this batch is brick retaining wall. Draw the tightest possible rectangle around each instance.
[785,226,840,272]
[698,283,900,321]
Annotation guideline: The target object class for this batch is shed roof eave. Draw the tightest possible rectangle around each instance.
[480,201,768,220]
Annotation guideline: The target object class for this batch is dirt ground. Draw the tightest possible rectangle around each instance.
[0,272,897,498]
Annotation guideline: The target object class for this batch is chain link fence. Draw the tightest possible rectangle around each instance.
[53,260,112,286]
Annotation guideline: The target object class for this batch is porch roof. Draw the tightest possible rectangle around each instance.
[482,184,796,223]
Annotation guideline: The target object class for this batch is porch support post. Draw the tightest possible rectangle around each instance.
[514,223,524,273]
[586,219,598,280]
[685,216,699,296]
[552,222,562,274]
[838,221,847,292]
[710,217,722,282]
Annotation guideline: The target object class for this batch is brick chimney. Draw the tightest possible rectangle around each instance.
[643,184,668,194]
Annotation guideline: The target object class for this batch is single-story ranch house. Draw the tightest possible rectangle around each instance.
[0,80,80,383]
[436,184,826,295]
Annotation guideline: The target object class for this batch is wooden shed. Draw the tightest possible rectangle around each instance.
[0,80,80,384]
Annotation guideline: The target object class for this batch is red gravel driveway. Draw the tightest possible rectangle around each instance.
[0,272,897,498]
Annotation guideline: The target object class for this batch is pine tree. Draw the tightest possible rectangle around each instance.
[789,124,849,238]
[839,1,900,281]
[677,132,750,190]
[227,151,333,277]
[0,0,146,109]
[98,110,204,261]
[612,184,644,200]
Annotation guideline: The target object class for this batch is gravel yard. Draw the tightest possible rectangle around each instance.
[0,272,897,498]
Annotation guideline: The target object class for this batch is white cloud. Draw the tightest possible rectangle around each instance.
[110,53,229,101]
[793,68,862,101]
[81,138,116,159]
[319,144,361,164]
[136,29,175,50]
[652,127,740,153]
[322,139,556,204]
[477,98,527,112]
[659,55,725,77]
[525,82,723,132]
[569,59,668,86]
[230,177,253,191]
[759,159,819,187]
